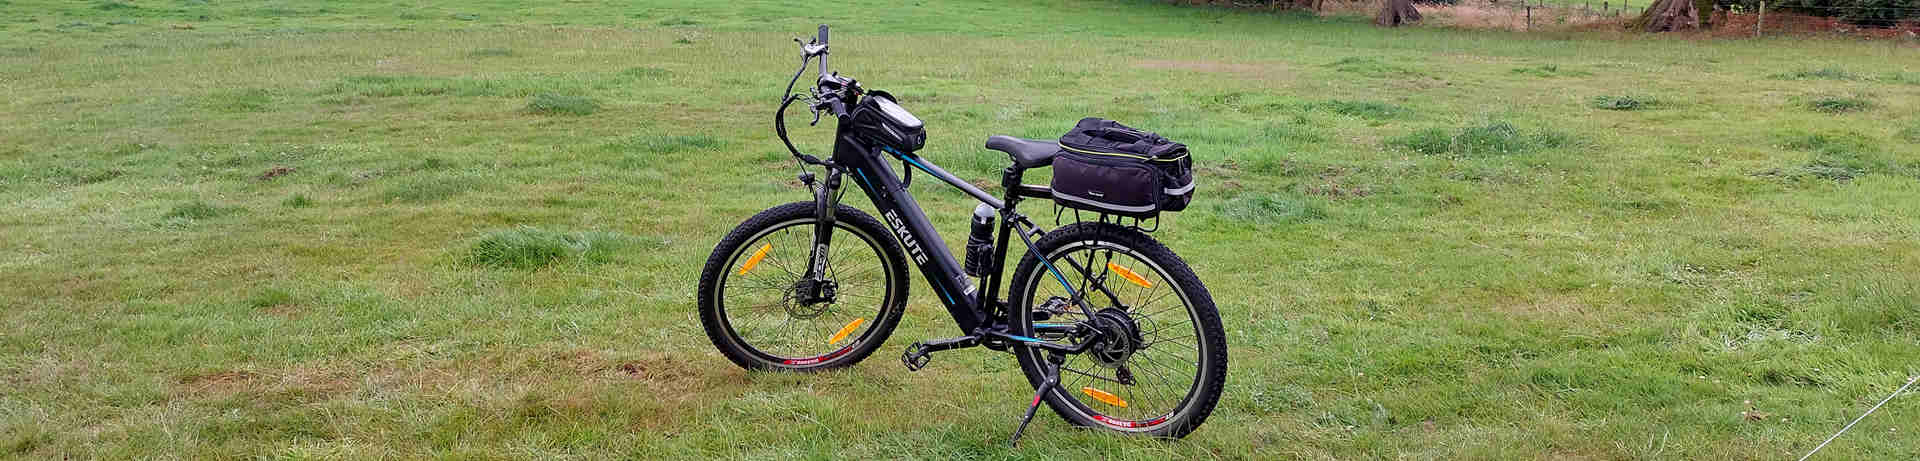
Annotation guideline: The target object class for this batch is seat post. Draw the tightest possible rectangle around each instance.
[1000,164,1026,208]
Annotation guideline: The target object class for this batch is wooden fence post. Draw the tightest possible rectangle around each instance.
[1756,0,1766,37]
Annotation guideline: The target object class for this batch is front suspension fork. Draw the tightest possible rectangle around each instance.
[804,169,844,284]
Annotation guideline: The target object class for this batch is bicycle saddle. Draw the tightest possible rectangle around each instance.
[985,135,1059,169]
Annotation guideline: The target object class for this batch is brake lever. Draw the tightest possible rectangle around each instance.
[809,107,823,126]
[794,37,827,57]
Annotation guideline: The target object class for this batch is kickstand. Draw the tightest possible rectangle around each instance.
[1010,352,1064,447]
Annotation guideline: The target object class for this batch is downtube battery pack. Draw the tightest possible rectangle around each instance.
[1049,118,1194,218]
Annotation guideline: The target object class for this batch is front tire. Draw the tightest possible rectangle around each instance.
[696,202,909,372]
[1007,222,1227,438]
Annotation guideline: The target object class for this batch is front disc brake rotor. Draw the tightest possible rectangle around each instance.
[786,280,835,319]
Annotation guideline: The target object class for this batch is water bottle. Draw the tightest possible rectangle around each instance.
[963,203,995,277]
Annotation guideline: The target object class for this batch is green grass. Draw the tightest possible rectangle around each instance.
[1324,56,1425,78]
[281,194,314,208]
[1387,121,1573,156]
[1215,194,1328,225]
[1590,94,1653,110]
[1764,131,1916,182]
[524,93,600,116]
[1805,94,1876,113]
[601,134,722,154]
[1307,99,1412,120]
[2,0,1918,459]
[1510,64,1591,77]
[465,47,514,58]
[162,200,231,220]
[202,88,274,112]
[1900,124,1920,144]
[463,227,640,269]
[1770,67,1864,81]
[1769,68,1920,86]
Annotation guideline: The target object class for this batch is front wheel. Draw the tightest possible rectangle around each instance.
[696,202,909,371]
[1007,222,1227,438]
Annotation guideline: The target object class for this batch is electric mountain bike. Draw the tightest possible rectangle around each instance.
[695,25,1227,444]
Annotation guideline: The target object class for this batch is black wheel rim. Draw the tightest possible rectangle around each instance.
[714,218,897,368]
[1018,240,1205,431]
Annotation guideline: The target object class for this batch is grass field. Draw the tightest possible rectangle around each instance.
[4,0,1919,459]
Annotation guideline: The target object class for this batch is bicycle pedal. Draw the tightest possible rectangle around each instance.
[900,335,979,372]
[901,343,932,371]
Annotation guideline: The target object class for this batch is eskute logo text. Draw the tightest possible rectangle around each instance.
[883,210,930,265]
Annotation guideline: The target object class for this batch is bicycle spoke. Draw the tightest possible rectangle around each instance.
[1130,357,1190,399]
[718,220,899,361]
[1012,235,1216,430]
[1057,250,1123,308]
[1061,364,1127,386]
[1135,301,1187,324]
[1128,362,1186,412]
[1132,346,1201,370]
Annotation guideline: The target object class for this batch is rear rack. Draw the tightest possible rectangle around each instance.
[1054,203,1160,233]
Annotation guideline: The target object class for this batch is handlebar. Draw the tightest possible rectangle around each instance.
[776,24,860,168]
[817,24,829,81]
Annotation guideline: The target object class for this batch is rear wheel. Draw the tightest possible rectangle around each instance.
[1007,222,1227,438]
[696,202,909,371]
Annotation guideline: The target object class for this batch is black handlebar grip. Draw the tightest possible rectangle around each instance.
[816,24,830,78]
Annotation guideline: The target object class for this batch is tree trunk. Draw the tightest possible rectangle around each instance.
[1375,0,1422,27]
[1629,0,1701,32]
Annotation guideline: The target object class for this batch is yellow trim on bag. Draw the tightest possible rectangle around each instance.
[1060,144,1187,162]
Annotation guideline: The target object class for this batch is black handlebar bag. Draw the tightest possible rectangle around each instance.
[1049,118,1194,218]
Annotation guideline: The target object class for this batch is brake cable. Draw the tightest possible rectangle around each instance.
[776,52,827,170]
[775,94,823,166]
[900,157,912,188]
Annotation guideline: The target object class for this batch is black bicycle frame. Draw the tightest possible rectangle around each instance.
[831,136,987,333]
[806,128,1080,339]
[773,25,1108,350]
[767,25,1176,446]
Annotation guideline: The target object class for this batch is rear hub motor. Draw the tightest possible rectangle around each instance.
[1089,308,1145,368]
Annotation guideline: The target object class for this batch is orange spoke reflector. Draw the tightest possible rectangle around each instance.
[737,243,772,275]
[1081,386,1129,408]
[828,318,866,345]
[1107,263,1153,288]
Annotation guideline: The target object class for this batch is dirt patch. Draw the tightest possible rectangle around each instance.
[553,348,609,374]
[1423,1,1625,32]
[177,370,261,394]
[610,355,702,385]
[1298,165,1374,200]
[1494,294,1591,318]
[1713,11,1920,39]
[1135,59,1291,80]
[261,303,302,317]
[549,349,711,390]
[258,166,296,181]
[175,367,354,397]
[52,275,118,303]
